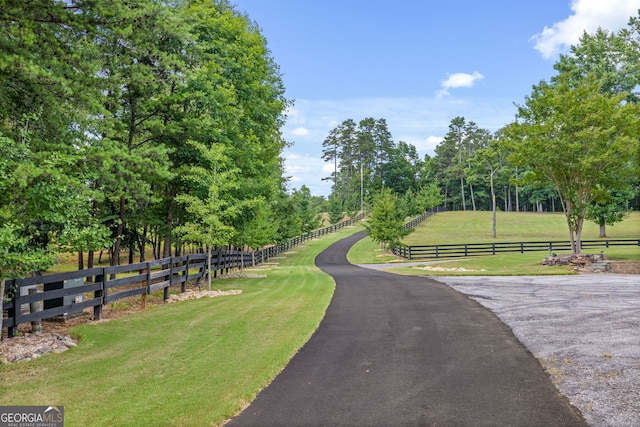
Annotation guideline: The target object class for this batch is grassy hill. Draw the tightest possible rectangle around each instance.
[403,211,640,245]
[348,211,639,274]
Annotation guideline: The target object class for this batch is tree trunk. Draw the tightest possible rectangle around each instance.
[206,247,212,291]
[163,195,175,258]
[460,176,466,211]
[78,251,84,271]
[491,174,497,238]
[469,183,476,211]
[0,278,4,342]
[86,250,95,283]
[575,217,584,254]
[568,228,577,254]
[112,195,125,267]
[138,225,147,262]
[599,221,607,238]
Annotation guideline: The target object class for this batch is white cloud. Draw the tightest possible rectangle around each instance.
[290,126,309,136]
[283,153,332,195]
[425,135,444,152]
[437,72,484,97]
[531,0,638,59]
[322,163,335,174]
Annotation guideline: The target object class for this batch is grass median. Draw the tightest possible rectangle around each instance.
[0,225,364,427]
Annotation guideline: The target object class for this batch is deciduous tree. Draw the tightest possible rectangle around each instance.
[505,75,640,253]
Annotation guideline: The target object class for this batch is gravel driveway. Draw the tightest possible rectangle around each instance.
[432,274,640,427]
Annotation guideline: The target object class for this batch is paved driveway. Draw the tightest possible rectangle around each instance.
[229,233,585,426]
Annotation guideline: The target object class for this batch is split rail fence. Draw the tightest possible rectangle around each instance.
[2,213,365,338]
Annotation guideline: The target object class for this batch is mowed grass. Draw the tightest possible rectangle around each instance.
[403,211,640,245]
[0,225,364,427]
[348,211,639,275]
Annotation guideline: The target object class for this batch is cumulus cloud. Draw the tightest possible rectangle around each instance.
[283,153,332,194]
[531,0,638,59]
[425,135,444,150]
[437,72,484,97]
[291,126,309,136]
[322,163,336,174]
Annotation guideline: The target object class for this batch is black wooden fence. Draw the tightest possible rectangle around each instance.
[402,206,448,230]
[392,239,640,260]
[2,213,365,338]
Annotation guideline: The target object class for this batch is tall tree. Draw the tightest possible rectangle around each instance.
[471,136,509,238]
[381,141,422,194]
[554,13,640,216]
[322,118,398,213]
[0,0,110,277]
[435,117,490,210]
[505,75,640,253]
[175,142,239,290]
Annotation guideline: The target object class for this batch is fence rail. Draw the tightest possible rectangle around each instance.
[2,213,365,338]
[392,238,640,260]
[402,206,448,230]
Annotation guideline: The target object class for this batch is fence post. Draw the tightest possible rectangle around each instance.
[27,287,42,333]
[181,257,187,293]
[145,262,151,296]
[7,280,19,338]
[94,269,105,321]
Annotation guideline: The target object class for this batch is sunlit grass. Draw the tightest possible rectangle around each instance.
[402,211,639,245]
[348,211,639,275]
[0,225,365,427]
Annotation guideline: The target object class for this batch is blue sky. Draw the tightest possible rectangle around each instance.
[235,0,640,196]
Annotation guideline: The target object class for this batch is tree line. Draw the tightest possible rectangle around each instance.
[0,0,321,286]
[329,15,640,253]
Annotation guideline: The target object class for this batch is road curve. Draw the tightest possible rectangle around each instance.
[228,231,585,426]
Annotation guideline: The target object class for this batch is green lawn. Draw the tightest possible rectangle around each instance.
[403,211,640,245]
[0,225,364,427]
[348,211,639,275]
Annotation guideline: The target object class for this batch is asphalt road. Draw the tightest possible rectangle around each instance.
[228,231,586,426]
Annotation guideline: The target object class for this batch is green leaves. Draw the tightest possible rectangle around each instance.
[0,0,291,276]
[175,141,239,247]
[365,188,409,252]
[505,74,640,252]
